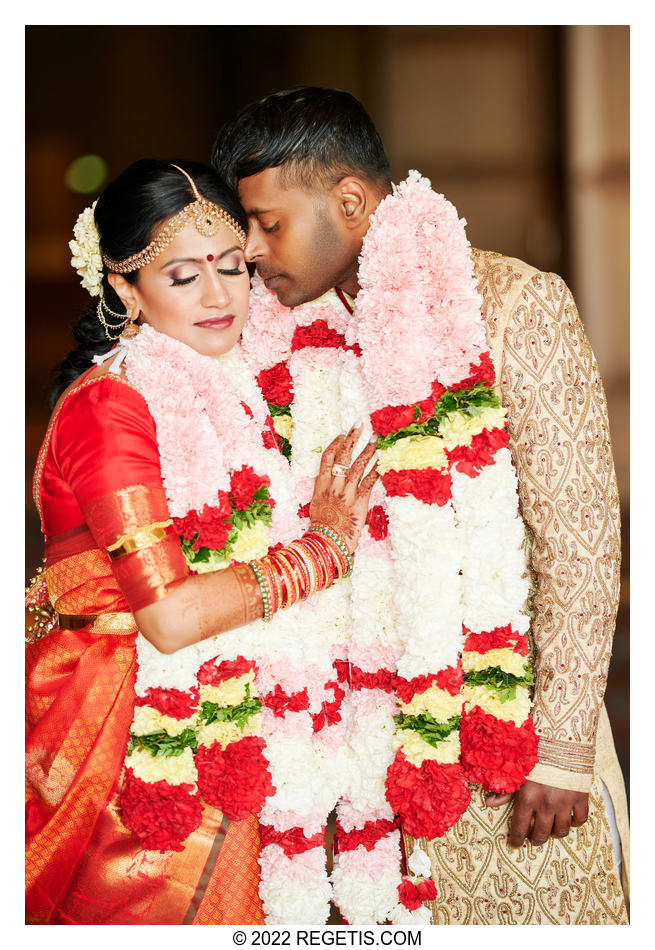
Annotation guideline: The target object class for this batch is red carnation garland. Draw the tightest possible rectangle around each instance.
[257,362,294,407]
[385,751,471,840]
[260,824,326,856]
[446,427,510,478]
[263,684,311,717]
[229,465,272,511]
[463,623,529,656]
[459,621,537,792]
[311,679,346,733]
[173,492,232,551]
[459,706,538,793]
[334,818,398,853]
[381,468,453,506]
[119,685,201,852]
[368,353,537,848]
[394,662,464,704]
[195,655,275,818]
[291,319,361,355]
[134,686,200,718]
[195,736,275,819]
[119,773,203,853]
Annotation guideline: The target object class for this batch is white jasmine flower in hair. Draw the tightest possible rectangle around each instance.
[69,200,103,296]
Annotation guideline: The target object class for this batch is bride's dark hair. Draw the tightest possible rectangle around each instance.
[50,159,248,408]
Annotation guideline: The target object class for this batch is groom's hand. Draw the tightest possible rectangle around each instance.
[485,780,589,847]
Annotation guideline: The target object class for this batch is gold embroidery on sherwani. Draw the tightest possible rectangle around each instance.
[474,250,621,780]
[412,782,627,924]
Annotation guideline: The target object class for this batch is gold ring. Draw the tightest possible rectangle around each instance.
[331,463,349,478]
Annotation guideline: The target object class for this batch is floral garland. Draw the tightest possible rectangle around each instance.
[242,170,538,923]
[102,326,355,924]
[115,328,284,851]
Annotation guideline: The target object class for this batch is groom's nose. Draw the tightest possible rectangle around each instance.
[244,225,265,263]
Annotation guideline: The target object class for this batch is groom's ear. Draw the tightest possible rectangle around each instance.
[331,177,370,231]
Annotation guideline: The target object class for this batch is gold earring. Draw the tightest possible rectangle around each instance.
[121,306,141,340]
[97,291,129,339]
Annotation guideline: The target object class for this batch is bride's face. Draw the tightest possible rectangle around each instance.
[111,219,250,358]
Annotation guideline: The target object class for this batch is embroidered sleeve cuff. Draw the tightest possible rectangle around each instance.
[527,762,593,793]
[528,735,596,792]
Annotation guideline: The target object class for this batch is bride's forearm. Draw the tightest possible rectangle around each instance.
[134,562,263,653]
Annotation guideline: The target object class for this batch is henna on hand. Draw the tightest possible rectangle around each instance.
[309,428,379,553]
[309,492,361,550]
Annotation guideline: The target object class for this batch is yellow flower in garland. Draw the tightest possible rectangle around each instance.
[463,648,529,678]
[200,672,254,708]
[376,435,447,474]
[438,406,507,450]
[126,746,197,785]
[197,714,262,749]
[131,705,197,737]
[462,684,532,724]
[230,520,270,562]
[397,684,462,720]
[272,413,294,441]
[394,729,461,767]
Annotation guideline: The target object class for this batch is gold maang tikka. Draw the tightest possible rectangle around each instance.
[101,164,247,274]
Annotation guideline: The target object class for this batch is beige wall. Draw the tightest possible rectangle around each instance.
[565,26,629,502]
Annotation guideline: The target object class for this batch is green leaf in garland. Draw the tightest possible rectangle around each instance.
[393,712,461,748]
[268,402,292,418]
[376,383,501,450]
[464,666,534,703]
[199,684,262,730]
[231,501,273,533]
[128,727,197,758]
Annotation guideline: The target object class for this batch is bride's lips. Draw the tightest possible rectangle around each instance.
[194,314,236,329]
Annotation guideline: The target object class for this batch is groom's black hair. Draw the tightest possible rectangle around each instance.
[212,86,391,192]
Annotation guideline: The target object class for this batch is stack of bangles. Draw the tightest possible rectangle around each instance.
[248,523,354,622]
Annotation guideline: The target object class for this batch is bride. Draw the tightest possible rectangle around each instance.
[25,158,378,924]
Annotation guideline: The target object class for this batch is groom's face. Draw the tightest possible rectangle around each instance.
[238,167,356,308]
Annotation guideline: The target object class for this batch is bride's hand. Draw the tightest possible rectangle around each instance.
[308,425,379,554]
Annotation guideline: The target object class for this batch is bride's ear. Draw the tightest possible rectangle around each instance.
[107,273,139,313]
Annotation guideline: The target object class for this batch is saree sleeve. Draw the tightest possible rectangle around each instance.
[53,374,189,611]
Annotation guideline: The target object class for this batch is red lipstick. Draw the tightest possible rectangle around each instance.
[194,314,236,329]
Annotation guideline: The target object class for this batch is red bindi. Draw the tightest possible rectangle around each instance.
[206,254,214,262]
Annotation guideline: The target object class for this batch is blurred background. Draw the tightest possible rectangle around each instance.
[25,24,629,792]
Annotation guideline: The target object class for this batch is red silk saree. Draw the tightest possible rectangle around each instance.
[26,370,264,924]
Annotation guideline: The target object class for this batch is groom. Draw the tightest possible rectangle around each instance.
[212,86,628,924]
